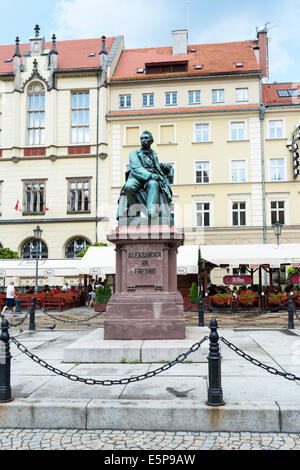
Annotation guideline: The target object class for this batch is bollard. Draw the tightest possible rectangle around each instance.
[206,318,225,407]
[29,297,36,331]
[0,317,12,403]
[288,296,295,330]
[198,296,204,327]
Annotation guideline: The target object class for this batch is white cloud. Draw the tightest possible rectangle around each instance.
[52,0,182,47]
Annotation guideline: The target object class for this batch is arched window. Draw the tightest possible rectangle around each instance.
[21,239,48,259]
[65,238,90,259]
[28,82,45,145]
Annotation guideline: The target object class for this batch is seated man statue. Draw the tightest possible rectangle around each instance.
[117,130,174,226]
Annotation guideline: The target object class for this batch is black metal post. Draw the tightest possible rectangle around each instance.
[0,317,12,403]
[29,298,36,331]
[198,296,204,327]
[206,318,225,407]
[288,296,295,330]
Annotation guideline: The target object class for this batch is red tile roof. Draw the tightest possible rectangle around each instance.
[0,37,116,75]
[262,83,300,105]
[111,40,261,81]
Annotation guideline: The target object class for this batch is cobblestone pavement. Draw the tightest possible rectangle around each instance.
[0,430,300,450]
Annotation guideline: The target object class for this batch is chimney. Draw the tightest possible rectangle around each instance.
[256,26,269,79]
[172,29,188,55]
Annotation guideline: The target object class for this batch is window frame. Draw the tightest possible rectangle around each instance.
[231,159,247,183]
[268,157,286,182]
[267,119,285,140]
[27,82,46,146]
[142,93,154,107]
[67,177,92,214]
[71,91,90,144]
[193,122,211,143]
[165,92,178,106]
[229,120,247,141]
[188,90,201,105]
[235,88,249,102]
[212,89,225,103]
[195,161,211,184]
[119,94,132,108]
[22,179,47,215]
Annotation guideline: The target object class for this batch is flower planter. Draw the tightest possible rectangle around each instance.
[94,304,106,313]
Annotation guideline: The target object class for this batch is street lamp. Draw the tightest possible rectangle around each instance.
[273,220,282,246]
[33,226,43,295]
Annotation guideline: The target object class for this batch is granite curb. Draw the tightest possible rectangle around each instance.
[0,399,300,433]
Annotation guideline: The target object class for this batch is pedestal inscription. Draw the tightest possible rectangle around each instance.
[127,246,164,290]
[104,228,185,340]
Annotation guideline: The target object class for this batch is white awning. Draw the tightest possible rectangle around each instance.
[79,246,116,276]
[200,244,300,267]
[0,259,82,278]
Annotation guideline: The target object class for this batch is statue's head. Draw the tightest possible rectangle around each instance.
[140,131,154,147]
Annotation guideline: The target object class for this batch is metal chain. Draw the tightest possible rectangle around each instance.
[220,336,300,382]
[0,310,30,328]
[41,310,104,324]
[9,335,208,386]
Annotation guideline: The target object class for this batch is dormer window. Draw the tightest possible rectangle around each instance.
[145,61,188,74]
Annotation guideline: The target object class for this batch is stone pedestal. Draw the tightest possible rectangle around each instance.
[104,225,185,340]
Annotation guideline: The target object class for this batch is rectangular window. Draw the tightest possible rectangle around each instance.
[195,162,210,184]
[212,89,224,103]
[119,95,131,108]
[230,121,246,141]
[142,93,154,107]
[232,202,246,226]
[270,201,285,225]
[71,92,90,144]
[160,125,175,144]
[196,202,210,227]
[189,90,201,104]
[268,120,284,139]
[28,91,45,146]
[236,88,248,102]
[269,158,285,181]
[231,160,246,182]
[68,179,91,213]
[23,180,46,214]
[165,92,177,105]
[194,124,210,143]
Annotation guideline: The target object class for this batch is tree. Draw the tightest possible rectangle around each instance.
[77,242,108,258]
[0,247,19,259]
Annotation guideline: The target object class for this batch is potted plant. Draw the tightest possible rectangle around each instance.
[267,292,288,307]
[211,293,232,308]
[238,290,257,307]
[94,282,112,312]
[189,282,199,311]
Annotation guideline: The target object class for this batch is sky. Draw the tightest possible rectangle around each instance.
[1,0,300,83]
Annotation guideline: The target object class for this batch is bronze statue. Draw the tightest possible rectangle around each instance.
[117,131,174,226]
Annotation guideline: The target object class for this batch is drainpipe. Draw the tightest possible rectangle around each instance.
[95,70,100,243]
[259,77,268,286]
[259,77,267,245]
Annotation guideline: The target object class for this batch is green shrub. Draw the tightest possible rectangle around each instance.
[189,282,199,304]
[95,282,112,304]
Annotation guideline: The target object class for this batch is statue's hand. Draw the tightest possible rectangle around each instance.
[151,174,163,182]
